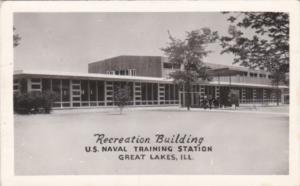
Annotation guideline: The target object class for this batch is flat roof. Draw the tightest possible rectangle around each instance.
[14,70,287,88]
[13,70,173,83]
[89,55,269,74]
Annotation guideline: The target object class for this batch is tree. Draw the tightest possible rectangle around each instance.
[161,28,219,110]
[13,27,21,47]
[220,12,289,105]
[113,85,131,114]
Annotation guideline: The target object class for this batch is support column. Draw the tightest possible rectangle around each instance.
[242,88,246,103]
[253,88,256,103]
[263,88,266,103]
[60,79,63,108]
[134,82,141,105]
[159,84,165,105]
[215,86,220,99]
[105,81,113,106]
[199,85,205,104]
[27,78,32,92]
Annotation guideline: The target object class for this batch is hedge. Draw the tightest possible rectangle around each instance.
[14,91,58,114]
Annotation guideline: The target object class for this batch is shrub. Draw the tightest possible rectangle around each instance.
[113,85,131,114]
[14,91,58,114]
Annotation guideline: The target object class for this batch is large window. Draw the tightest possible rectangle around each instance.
[141,83,147,101]
[89,81,97,101]
[256,88,263,100]
[147,83,152,101]
[97,81,105,101]
[62,80,70,102]
[153,84,158,101]
[81,80,89,102]
[42,79,51,91]
[165,84,170,102]
[175,85,179,100]
[170,84,174,100]
[245,88,253,100]
[52,79,61,102]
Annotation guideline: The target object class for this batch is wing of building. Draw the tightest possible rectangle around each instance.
[13,55,289,109]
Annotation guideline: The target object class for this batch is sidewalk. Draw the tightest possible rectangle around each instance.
[52,104,289,115]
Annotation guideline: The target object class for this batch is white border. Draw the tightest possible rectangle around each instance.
[1,1,299,186]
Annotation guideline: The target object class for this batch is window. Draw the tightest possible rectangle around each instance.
[147,83,152,101]
[81,80,89,101]
[62,80,70,102]
[141,83,147,101]
[13,79,19,91]
[163,63,180,69]
[97,81,105,101]
[259,74,266,78]
[106,71,114,75]
[31,84,41,89]
[241,72,248,76]
[250,73,258,77]
[153,84,158,101]
[163,63,172,69]
[42,79,51,91]
[31,78,41,83]
[52,79,61,101]
[89,81,97,101]
[129,69,136,76]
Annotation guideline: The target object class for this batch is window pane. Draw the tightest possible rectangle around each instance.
[147,83,152,101]
[98,81,104,101]
[153,84,158,100]
[165,84,170,100]
[81,80,88,101]
[141,83,147,101]
[62,79,70,102]
[31,78,41,83]
[90,81,96,101]
[42,79,51,91]
[170,84,174,100]
[52,79,61,101]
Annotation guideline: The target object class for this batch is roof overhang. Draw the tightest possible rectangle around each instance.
[13,70,173,83]
[14,70,288,89]
[207,67,246,76]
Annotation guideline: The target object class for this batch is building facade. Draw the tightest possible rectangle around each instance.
[13,55,289,109]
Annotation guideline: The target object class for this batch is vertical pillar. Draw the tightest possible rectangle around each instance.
[159,84,165,105]
[215,86,220,99]
[87,80,90,107]
[181,85,185,107]
[242,88,246,103]
[104,81,107,106]
[200,85,205,104]
[27,79,32,92]
[60,79,63,108]
[134,82,141,106]
[105,81,114,106]
[253,88,256,103]
[263,88,266,103]
[132,82,136,106]
[96,81,98,106]
[70,79,73,107]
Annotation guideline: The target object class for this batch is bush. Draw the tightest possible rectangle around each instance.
[14,91,58,114]
[113,85,131,114]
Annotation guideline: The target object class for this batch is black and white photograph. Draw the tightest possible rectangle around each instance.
[1,1,299,186]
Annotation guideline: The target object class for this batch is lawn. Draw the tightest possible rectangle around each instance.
[14,107,289,175]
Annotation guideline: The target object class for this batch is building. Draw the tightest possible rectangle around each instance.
[13,55,289,109]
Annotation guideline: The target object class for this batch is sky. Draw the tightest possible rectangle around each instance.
[14,12,237,73]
